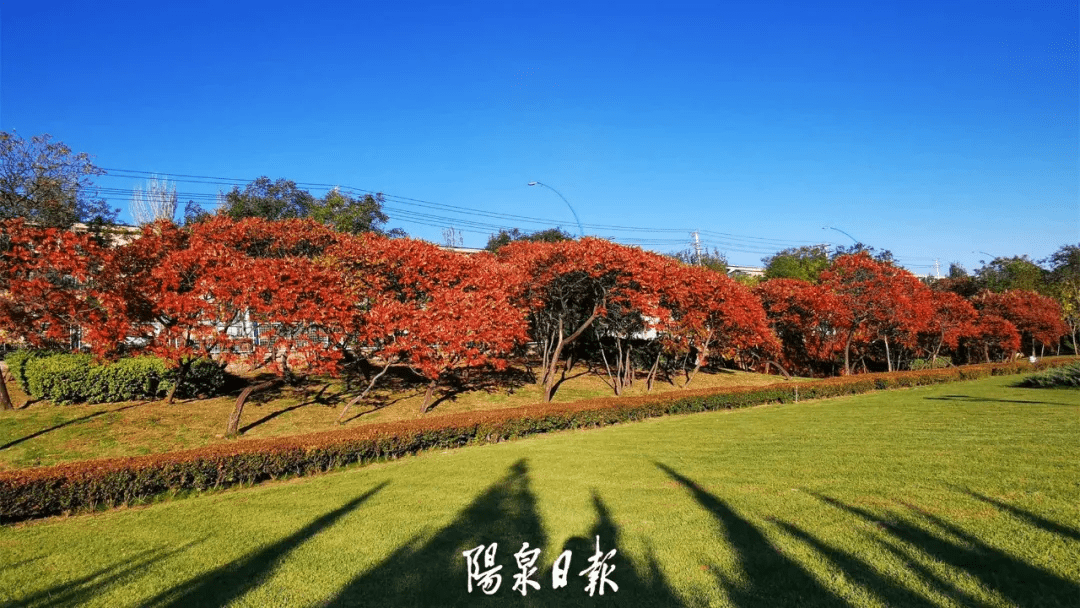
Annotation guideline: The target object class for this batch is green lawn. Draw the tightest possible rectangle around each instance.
[1,375,1077,607]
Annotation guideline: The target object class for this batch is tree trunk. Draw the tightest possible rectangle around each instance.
[544,305,602,402]
[843,331,853,376]
[0,373,13,411]
[645,351,661,392]
[883,336,893,372]
[226,380,280,436]
[166,358,192,404]
[338,360,393,424]
[420,380,437,413]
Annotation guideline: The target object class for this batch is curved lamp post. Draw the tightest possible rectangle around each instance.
[822,225,860,244]
[527,181,585,237]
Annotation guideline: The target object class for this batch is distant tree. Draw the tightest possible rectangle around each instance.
[0,132,117,228]
[219,177,316,221]
[761,245,830,283]
[310,187,402,236]
[484,227,573,252]
[129,175,178,226]
[669,247,728,273]
[974,255,1048,294]
[831,243,895,265]
[1044,245,1080,353]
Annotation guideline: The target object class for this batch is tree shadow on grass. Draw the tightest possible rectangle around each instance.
[325,459,686,607]
[656,463,854,608]
[4,541,202,608]
[142,481,387,608]
[923,394,1074,406]
[0,401,148,451]
[807,491,1080,608]
[954,487,1080,542]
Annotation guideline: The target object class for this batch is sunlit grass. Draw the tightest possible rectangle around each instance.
[0,365,799,470]
[1,374,1077,607]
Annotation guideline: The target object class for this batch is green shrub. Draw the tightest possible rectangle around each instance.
[4,349,55,393]
[22,353,225,405]
[1017,362,1080,388]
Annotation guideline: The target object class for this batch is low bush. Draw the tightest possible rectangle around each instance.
[21,353,226,405]
[1016,361,1080,388]
[0,358,1073,522]
[4,349,56,393]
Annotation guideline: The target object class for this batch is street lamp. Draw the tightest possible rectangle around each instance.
[527,181,585,237]
[822,225,859,244]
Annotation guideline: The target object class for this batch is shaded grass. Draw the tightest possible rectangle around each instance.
[0,366,798,470]
[1,374,1077,607]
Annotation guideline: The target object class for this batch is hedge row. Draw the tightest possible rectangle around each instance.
[5,351,225,405]
[0,358,1071,522]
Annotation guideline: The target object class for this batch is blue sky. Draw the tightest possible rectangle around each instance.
[2,0,1076,273]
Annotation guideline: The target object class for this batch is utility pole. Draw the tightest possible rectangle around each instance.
[691,230,702,265]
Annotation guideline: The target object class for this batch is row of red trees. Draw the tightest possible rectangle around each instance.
[0,217,1069,416]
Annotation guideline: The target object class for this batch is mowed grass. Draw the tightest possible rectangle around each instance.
[1,375,1078,607]
[0,366,794,470]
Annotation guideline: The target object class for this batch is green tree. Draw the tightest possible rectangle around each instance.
[0,132,117,228]
[669,247,728,273]
[484,227,573,252]
[974,255,1048,293]
[219,178,401,236]
[762,245,830,283]
[1044,245,1080,353]
[310,188,402,236]
[219,177,316,221]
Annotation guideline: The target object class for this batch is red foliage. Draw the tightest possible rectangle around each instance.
[754,278,850,376]
[820,252,933,373]
[917,290,979,362]
[975,290,1069,354]
[0,219,113,353]
[661,264,779,376]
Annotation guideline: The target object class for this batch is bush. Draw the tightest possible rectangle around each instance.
[4,349,56,393]
[1017,362,1080,388]
[21,353,225,405]
[2,358,1074,522]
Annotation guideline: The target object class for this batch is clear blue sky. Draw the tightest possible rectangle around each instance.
[2,0,1076,273]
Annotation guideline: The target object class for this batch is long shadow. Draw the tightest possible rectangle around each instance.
[238,400,311,434]
[809,492,1080,608]
[325,460,685,607]
[549,490,686,606]
[874,533,994,608]
[143,482,387,608]
[956,487,1080,542]
[5,541,201,608]
[656,463,853,608]
[771,520,938,608]
[923,395,1074,406]
[0,401,147,451]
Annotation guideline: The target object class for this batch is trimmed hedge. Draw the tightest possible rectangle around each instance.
[20,353,225,405]
[0,358,1073,523]
[4,349,55,393]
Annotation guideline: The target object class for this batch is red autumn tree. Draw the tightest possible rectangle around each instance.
[335,236,528,414]
[0,219,114,409]
[660,263,779,386]
[498,238,672,401]
[916,290,979,365]
[754,278,850,377]
[819,252,930,374]
[975,290,1069,357]
[963,311,1021,363]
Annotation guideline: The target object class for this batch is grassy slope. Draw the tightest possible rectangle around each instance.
[0,367,794,470]
[1,375,1077,607]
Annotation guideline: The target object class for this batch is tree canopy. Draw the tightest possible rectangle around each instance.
[0,132,117,228]
[484,227,573,252]
[219,177,400,236]
[761,245,830,283]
